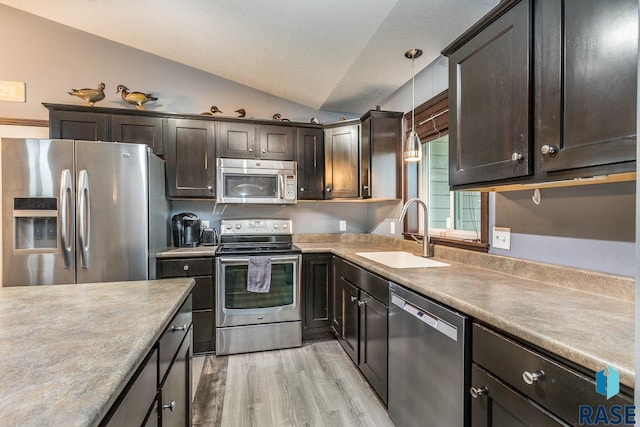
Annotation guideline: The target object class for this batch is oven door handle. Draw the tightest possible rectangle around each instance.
[218,255,300,263]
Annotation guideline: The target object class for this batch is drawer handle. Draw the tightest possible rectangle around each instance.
[162,401,176,411]
[183,265,189,271]
[170,324,188,332]
[522,370,545,385]
[470,386,488,399]
[350,296,357,303]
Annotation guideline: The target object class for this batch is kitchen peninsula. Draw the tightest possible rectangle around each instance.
[0,278,194,426]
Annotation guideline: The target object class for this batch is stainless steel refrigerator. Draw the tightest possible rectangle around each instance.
[1,138,169,286]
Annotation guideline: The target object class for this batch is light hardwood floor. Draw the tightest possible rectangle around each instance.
[192,340,394,427]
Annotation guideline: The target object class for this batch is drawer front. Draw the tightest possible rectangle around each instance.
[159,295,193,384]
[158,258,212,277]
[473,324,633,425]
[340,259,389,305]
[192,276,214,310]
[107,348,158,427]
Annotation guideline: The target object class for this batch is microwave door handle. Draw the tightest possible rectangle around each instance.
[279,174,285,200]
[59,169,73,269]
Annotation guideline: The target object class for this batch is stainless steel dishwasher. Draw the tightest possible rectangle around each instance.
[388,283,470,427]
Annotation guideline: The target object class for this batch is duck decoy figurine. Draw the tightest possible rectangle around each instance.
[67,83,106,106]
[272,113,290,122]
[235,108,246,118]
[201,106,223,115]
[115,85,158,110]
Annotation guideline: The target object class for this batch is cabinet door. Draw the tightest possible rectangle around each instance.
[111,115,164,156]
[49,110,108,141]
[359,291,388,404]
[217,122,256,159]
[296,128,325,199]
[258,125,295,160]
[336,277,359,364]
[302,254,333,340]
[160,329,192,427]
[325,125,360,198]
[536,0,637,174]
[360,118,372,199]
[165,119,216,198]
[448,0,532,187]
[470,364,565,427]
[193,310,215,354]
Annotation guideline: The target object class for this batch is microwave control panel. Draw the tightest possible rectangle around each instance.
[284,175,296,201]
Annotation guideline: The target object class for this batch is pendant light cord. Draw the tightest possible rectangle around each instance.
[411,56,415,134]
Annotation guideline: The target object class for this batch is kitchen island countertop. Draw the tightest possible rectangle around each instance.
[0,278,194,427]
[296,241,635,389]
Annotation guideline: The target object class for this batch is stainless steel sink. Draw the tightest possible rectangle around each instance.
[355,251,449,269]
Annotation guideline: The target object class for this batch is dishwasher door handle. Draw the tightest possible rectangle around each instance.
[391,293,458,342]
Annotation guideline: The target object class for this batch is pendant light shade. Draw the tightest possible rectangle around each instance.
[403,48,423,162]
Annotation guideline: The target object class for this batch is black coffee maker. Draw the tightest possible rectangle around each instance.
[171,213,202,247]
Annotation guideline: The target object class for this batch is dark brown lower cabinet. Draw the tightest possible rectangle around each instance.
[471,324,634,426]
[332,257,388,404]
[159,328,193,427]
[302,254,333,340]
[157,257,215,354]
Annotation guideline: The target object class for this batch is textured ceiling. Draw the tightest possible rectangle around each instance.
[1,0,498,114]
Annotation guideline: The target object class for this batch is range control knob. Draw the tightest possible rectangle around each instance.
[282,224,288,229]
[225,224,232,230]
[235,224,241,230]
[273,224,279,229]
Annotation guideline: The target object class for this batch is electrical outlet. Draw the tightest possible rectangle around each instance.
[390,222,395,234]
[493,227,511,250]
[339,220,347,232]
[201,220,210,228]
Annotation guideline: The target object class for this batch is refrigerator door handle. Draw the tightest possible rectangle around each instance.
[78,169,91,269]
[59,169,73,269]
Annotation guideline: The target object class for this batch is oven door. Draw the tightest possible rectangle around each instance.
[216,254,301,327]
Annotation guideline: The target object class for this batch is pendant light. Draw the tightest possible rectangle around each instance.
[403,48,423,162]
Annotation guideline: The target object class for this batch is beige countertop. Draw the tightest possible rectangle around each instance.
[295,240,635,389]
[0,278,195,427]
[156,246,217,258]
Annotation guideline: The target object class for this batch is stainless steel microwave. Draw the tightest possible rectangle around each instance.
[216,158,297,204]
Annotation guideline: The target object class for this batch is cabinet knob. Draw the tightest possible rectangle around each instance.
[262,149,266,153]
[357,300,366,307]
[162,401,176,411]
[326,187,332,192]
[522,370,545,385]
[170,324,188,332]
[183,265,189,271]
[207,185,213,191]
[350,296,357,303]
[363,185,369,190]
[299,187,305,192]
[541,145,558,156]
[511,152,524,162]
[249,148,253,152]
[470,386,488,399]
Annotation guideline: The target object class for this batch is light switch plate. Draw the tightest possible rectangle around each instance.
[201,220,210,228]
[390,221,395,234]
[339,220,346,231]
[493,227,511,250]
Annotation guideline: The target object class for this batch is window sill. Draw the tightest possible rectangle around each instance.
[403,233,489,253]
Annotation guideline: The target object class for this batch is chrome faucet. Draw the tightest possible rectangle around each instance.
[398,198,431,258]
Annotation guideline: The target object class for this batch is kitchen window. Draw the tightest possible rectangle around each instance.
[404,90,488,251]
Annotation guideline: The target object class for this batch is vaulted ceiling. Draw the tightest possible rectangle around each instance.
[1,0,498,113]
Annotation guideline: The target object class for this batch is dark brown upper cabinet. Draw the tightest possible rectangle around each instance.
[443,0,637,189]
[45,104,163,156]
[360,110,403,199]
[444,0,532,188]
[296,127,325,200]
[217,122,295,161]
[48,108,108,141]
[164,118,216,199]
[110,115,164,156]
[535,0,637,176]
[324,122,360,199]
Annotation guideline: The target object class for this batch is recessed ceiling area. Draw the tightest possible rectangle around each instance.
[0,0,498,114]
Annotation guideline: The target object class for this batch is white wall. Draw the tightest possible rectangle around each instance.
[0,4,354,123]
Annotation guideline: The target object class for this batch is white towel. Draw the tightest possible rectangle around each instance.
[247,256,272,293]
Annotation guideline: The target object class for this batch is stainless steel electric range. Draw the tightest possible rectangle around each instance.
[215,219,301,355]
